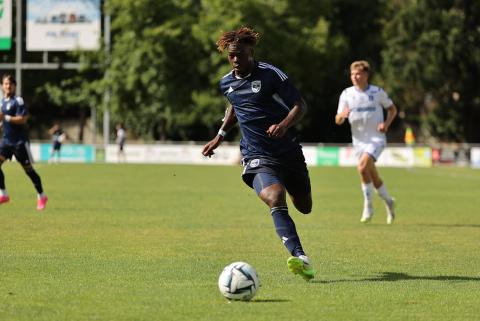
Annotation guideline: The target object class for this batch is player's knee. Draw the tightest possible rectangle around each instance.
[259,186,285,208]
[290,192,312,214]
[297,204,311,214]
[22,164,33,172]
[357,162,368,176]
[295,199,312,214]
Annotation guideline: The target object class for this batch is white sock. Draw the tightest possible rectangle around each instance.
[0,189,8,196]
[298,255,311,267]
[361,183,374,207]
[37,193,46,199]
[376,184,392,202]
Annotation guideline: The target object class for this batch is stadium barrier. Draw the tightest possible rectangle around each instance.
[28,143,480,168]
[104,144,241,165]
[471,147,480,168]
[432,145,470,166]
[104,144,433,167]
[30,143,96,163]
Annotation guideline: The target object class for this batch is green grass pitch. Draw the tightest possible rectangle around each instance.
[0,162,479,320]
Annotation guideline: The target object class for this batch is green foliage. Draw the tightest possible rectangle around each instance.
[103,0,207,140]
[37,0,434,143]
[381,0,480,142]
[191,0,359,142]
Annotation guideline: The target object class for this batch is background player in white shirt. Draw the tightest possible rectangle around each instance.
[115,123,126,163]
[335,61,397,224]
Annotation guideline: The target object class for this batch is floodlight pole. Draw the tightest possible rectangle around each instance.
[15,0,22,95]
[103,11,111,152]
[1,0,106,146]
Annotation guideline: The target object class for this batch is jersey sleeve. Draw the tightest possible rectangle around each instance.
[337,90,348,114]
[15,97,28,116]
[378,88,393,109]
[273,72,301,108]
[219,78,233,105]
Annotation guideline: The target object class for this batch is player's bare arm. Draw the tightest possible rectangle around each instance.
[202,106,237,157]
[267,99,307,138]
[377,104,397,133]
[1,114,28,125]
[335,104,350,125]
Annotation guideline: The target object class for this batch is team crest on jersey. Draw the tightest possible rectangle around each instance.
[368,95,374,101]
[250,159,260,168]
[251,81,261,93]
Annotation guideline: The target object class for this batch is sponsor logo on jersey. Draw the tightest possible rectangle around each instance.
[355,106,376,112]
[251,80,261,93]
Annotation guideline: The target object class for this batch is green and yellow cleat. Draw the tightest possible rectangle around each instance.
[287,256,316,282]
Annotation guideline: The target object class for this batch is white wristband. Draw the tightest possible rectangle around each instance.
[4,115,11,122]
[217,129,226,137]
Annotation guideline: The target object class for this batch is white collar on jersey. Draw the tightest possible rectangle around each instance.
[354,84,370,92]
[234,72,251,80]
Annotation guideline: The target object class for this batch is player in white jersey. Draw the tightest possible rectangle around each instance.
[335,61,397,224]
[115,123,126,163]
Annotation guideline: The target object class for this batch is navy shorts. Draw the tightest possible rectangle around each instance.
[0,142,34,166]
[118,139,125,152]
[241,154,311,197]
[53,142,62,151]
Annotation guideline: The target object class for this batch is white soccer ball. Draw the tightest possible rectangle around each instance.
[218,262,259,301]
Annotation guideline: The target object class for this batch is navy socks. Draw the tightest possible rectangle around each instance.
[271,206,305,257]
[0,168,5,189]
[25,169,43,194]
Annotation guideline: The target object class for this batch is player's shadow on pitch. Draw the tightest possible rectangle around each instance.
[312,272,480,284]
[251,299,290,303]
[419,223,480,228]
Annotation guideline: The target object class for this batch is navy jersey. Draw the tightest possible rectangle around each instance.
[1,96,29,145]
[52,129,64,144]
[220,61,303,158]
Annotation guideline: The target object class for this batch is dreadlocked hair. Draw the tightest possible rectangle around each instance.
[216,27,260,52]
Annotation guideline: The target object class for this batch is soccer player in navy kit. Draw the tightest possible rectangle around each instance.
[202,27,315,281]
[48,123,66,164]
[0,74,48,210]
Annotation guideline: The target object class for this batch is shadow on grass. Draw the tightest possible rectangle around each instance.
[250,299,290,303]
[312,272,480,284]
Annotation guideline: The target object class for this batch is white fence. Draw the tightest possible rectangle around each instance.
[28,142,480,168]
[105,144,432,168]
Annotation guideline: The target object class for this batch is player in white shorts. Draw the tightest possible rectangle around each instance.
[335,61,397,224]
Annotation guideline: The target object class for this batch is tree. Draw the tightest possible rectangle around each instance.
[39,0,389,143]
[381,0,480,142]
[104,0,208,140]
[192,0,382,142]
